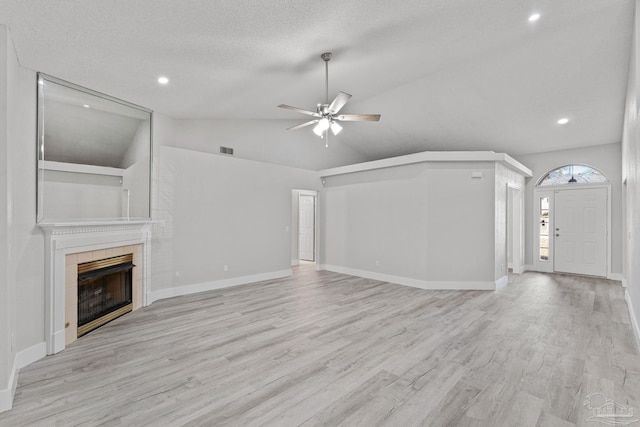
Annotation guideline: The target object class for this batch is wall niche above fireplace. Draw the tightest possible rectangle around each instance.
[36,73,153,223]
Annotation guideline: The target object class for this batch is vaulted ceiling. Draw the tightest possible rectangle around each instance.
[0,0,634,163]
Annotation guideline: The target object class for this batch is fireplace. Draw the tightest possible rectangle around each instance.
[40,222,151,354]
[77,254,134,337]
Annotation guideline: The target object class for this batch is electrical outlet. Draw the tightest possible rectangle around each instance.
[175,271,180,278]
[224,265,229,272]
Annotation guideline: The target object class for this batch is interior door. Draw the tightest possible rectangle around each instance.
[554,188,607,277]
[298,194,315,261]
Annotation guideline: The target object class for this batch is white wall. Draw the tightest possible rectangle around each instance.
[42,171,123,219]
[320,161,499,288]
[151,145,321,298]
[172,118,369,171]
[121,119,151,169]
[122,161,150,218]
[0,25,45,411]
[622,1,640,338]
[149,113,177,294]
[121,119,151,218]
[0,24,12,401]
[515,142,622,274]
[8,42,43,355]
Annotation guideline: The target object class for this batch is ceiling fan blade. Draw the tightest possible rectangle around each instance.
[277,104,320,117]
[287,120,318,130]
[328,91,352,114]
[335,114,381,122]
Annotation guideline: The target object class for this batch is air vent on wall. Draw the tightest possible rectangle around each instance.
[220,146,234,155]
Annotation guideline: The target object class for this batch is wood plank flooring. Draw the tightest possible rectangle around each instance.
[1,265,639,426]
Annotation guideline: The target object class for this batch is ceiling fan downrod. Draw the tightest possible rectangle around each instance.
[321,52,332,105]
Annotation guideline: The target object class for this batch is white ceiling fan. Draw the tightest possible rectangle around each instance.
[278,52,381,144]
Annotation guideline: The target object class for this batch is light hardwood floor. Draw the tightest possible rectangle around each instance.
[1,266,639,426]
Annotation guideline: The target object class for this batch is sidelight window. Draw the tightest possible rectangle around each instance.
[539,197,550,261]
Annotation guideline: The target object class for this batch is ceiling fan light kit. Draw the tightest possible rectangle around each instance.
[278,52,380,147]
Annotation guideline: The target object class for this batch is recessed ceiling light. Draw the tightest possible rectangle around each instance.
[557,118,569,125]
[157,76,169,85]
[528,13,541,22]
[83,104,90,108]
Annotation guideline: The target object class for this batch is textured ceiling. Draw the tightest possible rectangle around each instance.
[0,0,634,162]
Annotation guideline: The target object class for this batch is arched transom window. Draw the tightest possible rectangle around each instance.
[536,164,608,186]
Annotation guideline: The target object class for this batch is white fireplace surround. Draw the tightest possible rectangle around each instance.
[39,221,153,355]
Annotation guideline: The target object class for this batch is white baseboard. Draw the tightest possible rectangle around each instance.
[0,359,17,413]
[608,273,625,283]
[319,264,496,291]
[291,259,300,267]
[0,341,46,413]
[523,264,534,272]
[495,276,508,289]
[625,289,640,354]
[16,342,46,370]
[149,269,293,303]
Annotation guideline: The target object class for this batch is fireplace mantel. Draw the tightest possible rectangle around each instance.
[39,220,155,354]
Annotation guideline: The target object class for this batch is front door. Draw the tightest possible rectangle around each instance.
[554,187,607,277]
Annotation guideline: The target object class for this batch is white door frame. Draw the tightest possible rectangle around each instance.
[533,183,611,277]
[291,189,318,266]
[507,184,524,274]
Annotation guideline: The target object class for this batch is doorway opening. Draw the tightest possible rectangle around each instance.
[291,189,318,266]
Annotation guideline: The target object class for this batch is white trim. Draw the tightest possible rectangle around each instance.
[608,273,625,282]
[0,360,17,413]
[319,151,532,179]
[291,259,300,266]
[15,342,47,370]
[625,289,640,354]
[318,264,496,291]
[0,341,41,413]
[524,264,534,272]
[40,160,125,177]
[495,276,509,289]
[149,269,292,303]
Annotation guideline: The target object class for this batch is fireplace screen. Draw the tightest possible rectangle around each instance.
[77,254,134,337]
